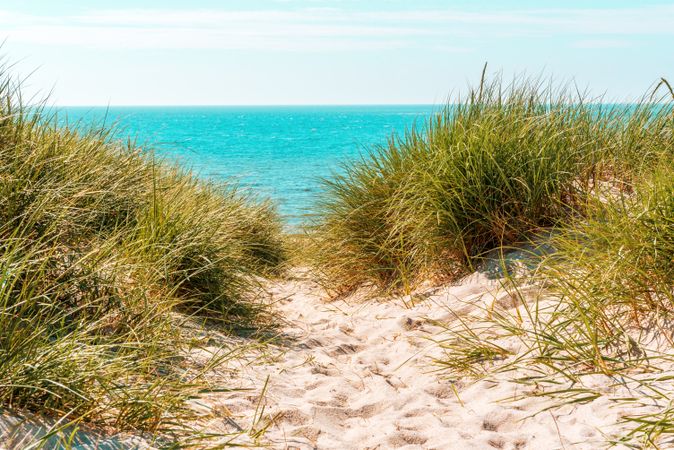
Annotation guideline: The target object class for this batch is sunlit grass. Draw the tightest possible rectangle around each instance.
[0,64,286,446]
[434,141,673,445]
[311,71,674,294]
[309,67,674,445]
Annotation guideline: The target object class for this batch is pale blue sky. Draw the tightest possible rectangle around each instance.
[2,0,673,105]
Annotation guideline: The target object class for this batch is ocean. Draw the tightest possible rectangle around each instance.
[60,105,436,224]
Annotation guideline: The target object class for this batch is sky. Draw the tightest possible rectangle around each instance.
[1,0,673,105]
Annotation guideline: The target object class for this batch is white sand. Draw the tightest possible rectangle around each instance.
[191,268,673,449]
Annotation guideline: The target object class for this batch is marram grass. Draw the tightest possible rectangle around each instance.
[311,73,674,294]
[312,71,673,445]
[0,66,286,446]
[435,158,674,446]
[425,79,673,445]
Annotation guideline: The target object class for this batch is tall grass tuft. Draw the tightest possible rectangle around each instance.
[434,156,674,445]
[311,72,674,293]
[528,158,674,374]
[0,64,286,444]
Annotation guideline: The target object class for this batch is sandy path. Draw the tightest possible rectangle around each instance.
[193,269,655,449]
[1,269,667,448]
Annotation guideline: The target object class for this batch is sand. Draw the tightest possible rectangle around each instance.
[6,266,668,448]
[189,268,674,449]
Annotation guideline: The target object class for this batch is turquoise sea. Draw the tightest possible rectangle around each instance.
[61,106,435,224]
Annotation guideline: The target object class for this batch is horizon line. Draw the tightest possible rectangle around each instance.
[46,102,652,108]
[49,103,440,108]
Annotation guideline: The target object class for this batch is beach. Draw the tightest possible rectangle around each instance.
[1,7,672,445]
[185,265,674,449]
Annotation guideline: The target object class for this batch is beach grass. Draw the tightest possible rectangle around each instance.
[433,155,673,445]
[403,77,673,445]
[310,71,674,294]
[310,70,673,444]
[3,53,674,447]
[0,66,286,445]
[530,160,674,373]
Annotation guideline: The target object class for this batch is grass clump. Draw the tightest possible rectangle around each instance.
[313,70,674,444]
[527,158,674,374]
[437,157,674,445]
[311,71,674,294]
[0,67,285,445]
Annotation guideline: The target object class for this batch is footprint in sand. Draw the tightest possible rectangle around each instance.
[481,408,515,433]
[387,431,428,447]
[424,382,462,399]
[278,409,311,426]
[326,343,362,357]
[310,364,340,376]
[300,338,326,349]
[328,392,349,407]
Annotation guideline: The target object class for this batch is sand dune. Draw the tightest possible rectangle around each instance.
[1,266,669,449]
[185,267,674,450]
